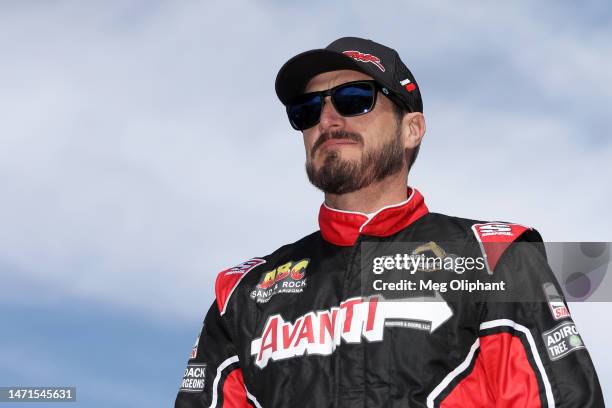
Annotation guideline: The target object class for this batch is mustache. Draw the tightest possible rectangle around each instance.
[311,130,363,156]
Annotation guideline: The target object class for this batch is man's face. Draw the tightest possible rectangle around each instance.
[302,70,406,195]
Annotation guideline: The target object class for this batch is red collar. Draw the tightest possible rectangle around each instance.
[318,188,429,246]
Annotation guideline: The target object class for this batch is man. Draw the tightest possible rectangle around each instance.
[175,37,603,407]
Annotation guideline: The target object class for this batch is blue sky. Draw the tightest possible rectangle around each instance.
[1,1,611,407]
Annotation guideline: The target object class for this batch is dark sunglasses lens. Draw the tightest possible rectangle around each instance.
[287,94,322,130]
[333,83,375,116]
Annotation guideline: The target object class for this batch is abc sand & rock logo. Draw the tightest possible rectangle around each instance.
[250,259,309,303]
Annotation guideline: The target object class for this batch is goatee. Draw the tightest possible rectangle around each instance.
[306,129,406,195]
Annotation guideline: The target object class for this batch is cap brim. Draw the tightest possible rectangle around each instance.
[275,49,368,105]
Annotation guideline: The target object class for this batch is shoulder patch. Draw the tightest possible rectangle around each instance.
[215,258,266,315]
[471,222,531,274]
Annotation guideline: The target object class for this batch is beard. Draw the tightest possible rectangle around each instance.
[306,128,406,195]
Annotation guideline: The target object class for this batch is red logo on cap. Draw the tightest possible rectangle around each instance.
[343,50,385,72]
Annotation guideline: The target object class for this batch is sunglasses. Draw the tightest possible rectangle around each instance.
[286,80,390,131]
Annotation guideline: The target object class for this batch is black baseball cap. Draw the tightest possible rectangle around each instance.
[275,36,423,112]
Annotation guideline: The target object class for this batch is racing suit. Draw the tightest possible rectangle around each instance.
[175,188,604,407]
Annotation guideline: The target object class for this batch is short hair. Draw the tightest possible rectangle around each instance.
[392,103,420,171]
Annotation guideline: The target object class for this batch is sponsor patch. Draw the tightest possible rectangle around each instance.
[342,50,385,72]
[250,259,309,303]
[250,296,452,368]
[471,222,530,274]
[217,258,267,315]
[543,282,570,320]
[476,223,513,236]
[190,334,200,359]
[222,258,266,276]
[180,363,207,393]
[542,321,585,361]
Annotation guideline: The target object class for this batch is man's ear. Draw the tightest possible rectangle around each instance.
[401,112,426,149]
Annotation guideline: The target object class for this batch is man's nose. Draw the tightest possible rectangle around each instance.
[318,96,345,131]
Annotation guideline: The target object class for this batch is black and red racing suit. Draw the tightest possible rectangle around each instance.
[175,188,604,407]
